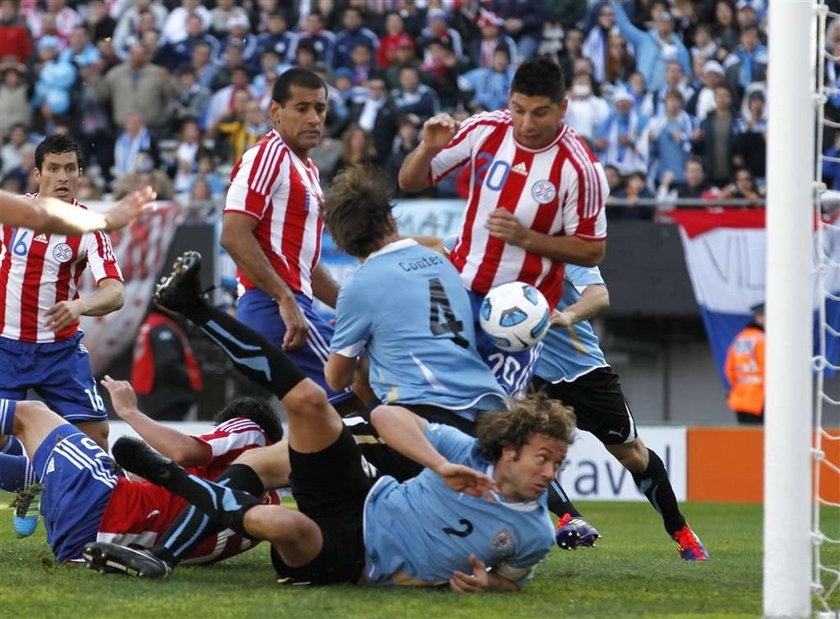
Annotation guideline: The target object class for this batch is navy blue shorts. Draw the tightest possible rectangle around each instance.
[467,290,542,398]
[0,333,107,423]
[236,289,353,404]
[33,424,119,562]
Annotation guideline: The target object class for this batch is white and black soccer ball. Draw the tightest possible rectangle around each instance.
[479,282,551,352]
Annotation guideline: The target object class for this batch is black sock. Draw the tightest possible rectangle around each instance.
[192,303,306,398]
[548,476,583,519]
[151,464,265,566]
[157,462,263,539]
[631,448,686,535]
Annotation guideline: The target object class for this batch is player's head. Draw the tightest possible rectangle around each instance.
[476,393,575,501]
[323,165,396,258]
[270,68,328,155]
[509,58,568,149]
[34,134,83,203]
[214,396,284,444]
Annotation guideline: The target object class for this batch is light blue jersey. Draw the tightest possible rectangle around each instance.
[536,265,609,383]
[363,423,554,586]
[331,239,506,417]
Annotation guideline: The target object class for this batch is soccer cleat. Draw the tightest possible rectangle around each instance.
[83,542,172,579]
[112,437,175,487]
[671,524,709,561]
[555,513,601,550]
[153,250,204,314]
[12,483,42,538]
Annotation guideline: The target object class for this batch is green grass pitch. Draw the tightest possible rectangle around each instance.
[1,499,837,617]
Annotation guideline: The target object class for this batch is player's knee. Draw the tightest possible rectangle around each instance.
[609,438,648,472]
[284,380,330,421]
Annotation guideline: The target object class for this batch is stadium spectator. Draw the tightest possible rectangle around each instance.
[627,70,655,117]
[418,9,464,65]
[332,6,379,70]
[715,168,763,203]
[650,60,694,117]
[168,118,202,194]
[189,40,218,90]
[94,42,178,132]
[2,143,37,193]
[564,72,610,141]
[391,65,439,121]
[59,25,103,69]
[112,0,168,59]
[113,112,160,178]
[28,0,81,40]
[724,302,765,424]
[731,25,768,91]
[386,114,428,197]
[420,39,463,111]
[214,96,268,165]
[161,0,211,45]
[84,0,116,45]
[114,8,162,61]
[460,46,515,112]
[349,76,399,166]
[212,36,249,87]
[688,59,726,122]
[131,306,203,421]
[594,88,649,175]
[157,13,219,72]
[205,65,254,131]
[490,0,548,61]
[558,27,585,87]
[582,2,617,83]
[0,67,31,133]
[347,43,381,86]
[735,0,763,31]
[209,0,250,40]
[602,33,635,88]
[647,90,698,184]
[31,37,77,126]
[0,0,33,64]
[377,11,414,69]
[711,0,739,52]
[611,0,691,94]
[822,131,840,190]
[733,88,767,181]
[0,124,32,176]
[289,12,335,67]
[698,85,738,187]
[468,10,517,70]
[186,151,224,199]
[292,39,319,71]
[690,23,718,61]
[385,40,421,89]
[255,11,296,66]
[170,66,211,130]
[333,123,376,176]
[218,13,258,68]
[610,170,655,219]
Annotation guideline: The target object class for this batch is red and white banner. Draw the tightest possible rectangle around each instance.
[78,202,181,374]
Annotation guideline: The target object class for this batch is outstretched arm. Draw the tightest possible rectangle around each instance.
[101,376,210,467]
[551,283,609,328]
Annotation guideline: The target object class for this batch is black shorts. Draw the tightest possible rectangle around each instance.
[345,404,477,482]
[271,426,372,585]
[531,367,638,445]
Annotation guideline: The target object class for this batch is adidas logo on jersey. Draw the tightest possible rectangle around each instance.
[33,233,48,243]
[511,162,528,176]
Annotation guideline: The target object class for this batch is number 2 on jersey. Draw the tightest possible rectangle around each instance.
[428,278,469,349]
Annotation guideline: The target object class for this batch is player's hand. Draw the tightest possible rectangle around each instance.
[485,208,530,248]
[277,295,309,350]
[550,309,575,328]
[421,114,459,150]
[103,186,157,231]
[44,300,83,332]
[435,462,497,499]
[101,375,138,417]
[450,555,489,593]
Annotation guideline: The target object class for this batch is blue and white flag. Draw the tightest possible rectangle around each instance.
[670,209,840,386]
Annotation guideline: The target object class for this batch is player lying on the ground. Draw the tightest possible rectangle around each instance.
[84,251,576,589]
[0,186,156,234]
[0,392,283,564]
[531,264,708,561]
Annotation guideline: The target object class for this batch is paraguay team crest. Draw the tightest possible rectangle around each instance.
[489,526,516,552]
[52,243,74,263]
[531,180,557,204]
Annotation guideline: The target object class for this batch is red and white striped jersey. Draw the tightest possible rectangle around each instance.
[429,109,608,308]
[97,417,282,564]
[0,195,122,343]
[225,130,324,299]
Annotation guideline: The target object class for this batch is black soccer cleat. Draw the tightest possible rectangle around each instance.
[153,250,204,314]
[83,542,172,579]
[112,437,175,487]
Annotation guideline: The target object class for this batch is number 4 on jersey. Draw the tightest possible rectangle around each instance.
[428,278,469,349]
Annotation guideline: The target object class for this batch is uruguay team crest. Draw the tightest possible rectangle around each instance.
[531,180,557,204]
[489,526,516,552]
[52,243,74,263]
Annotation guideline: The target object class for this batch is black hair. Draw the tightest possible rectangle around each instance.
[214,396,284,444]
[323,166,394,258]
[272,67,327,105]
[35,134,82,171]
[511,57,566,103]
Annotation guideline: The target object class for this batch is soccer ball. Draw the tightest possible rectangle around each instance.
[479,282,551,352]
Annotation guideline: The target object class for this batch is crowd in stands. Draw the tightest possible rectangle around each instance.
[0,0,809,220]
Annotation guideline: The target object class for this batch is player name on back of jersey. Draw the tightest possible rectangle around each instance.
[398,255,444,272]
